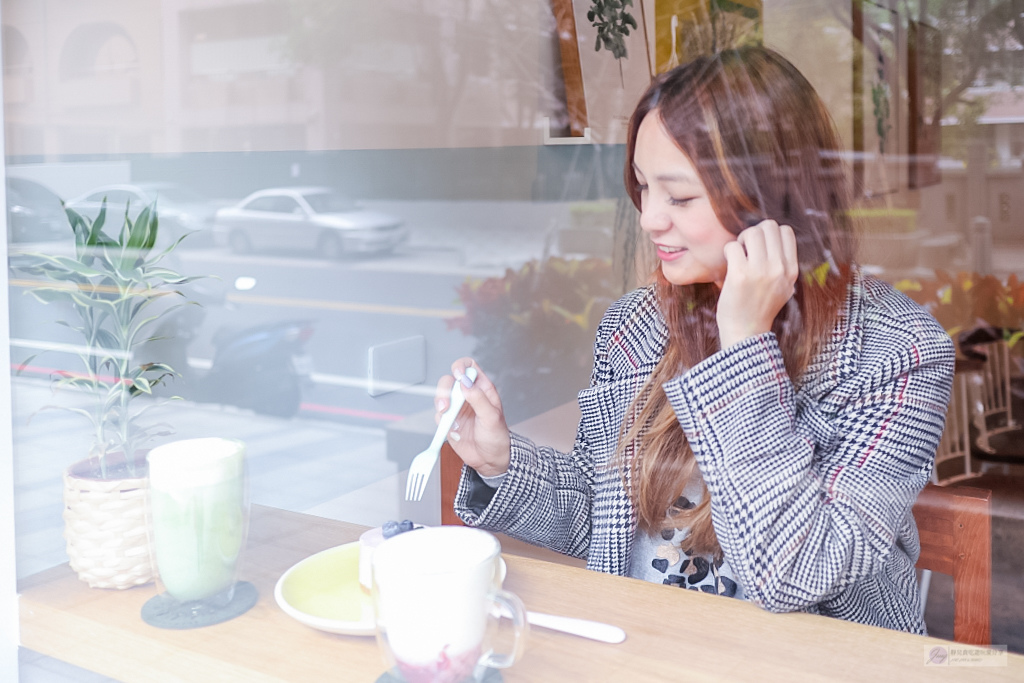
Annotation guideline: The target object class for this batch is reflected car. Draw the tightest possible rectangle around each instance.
[214,187,407,258]
[64,182,219,247]
[6,177,68,243]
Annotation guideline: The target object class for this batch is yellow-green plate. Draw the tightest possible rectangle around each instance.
[274,541,508,637]
[274,542,374,635]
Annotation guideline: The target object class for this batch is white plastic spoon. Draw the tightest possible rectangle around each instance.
[525,611,627,644]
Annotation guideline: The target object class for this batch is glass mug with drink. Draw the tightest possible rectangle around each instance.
[372,526,529,683]
[142,437,257,628]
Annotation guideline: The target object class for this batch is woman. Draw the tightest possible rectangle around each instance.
[435,46,954,633]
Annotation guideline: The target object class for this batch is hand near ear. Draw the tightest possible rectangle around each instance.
[716,220,799,350]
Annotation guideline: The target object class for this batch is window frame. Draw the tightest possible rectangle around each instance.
[0,6,22,674]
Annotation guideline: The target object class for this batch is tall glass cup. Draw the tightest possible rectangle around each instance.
[372,526,528,683]
[143,437,254,627]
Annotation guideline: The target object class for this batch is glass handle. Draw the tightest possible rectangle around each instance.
[480,589,529,670]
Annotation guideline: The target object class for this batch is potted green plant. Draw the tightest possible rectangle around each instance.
[21,199,199,588]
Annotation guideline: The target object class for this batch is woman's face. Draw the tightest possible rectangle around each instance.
[633,112,737,288]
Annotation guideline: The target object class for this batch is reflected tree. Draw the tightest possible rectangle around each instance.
[282,0,565,146]
[903,1,1024,157]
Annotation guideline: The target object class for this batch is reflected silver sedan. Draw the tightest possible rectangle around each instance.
[214,187,406,258]
[65,182,219,248]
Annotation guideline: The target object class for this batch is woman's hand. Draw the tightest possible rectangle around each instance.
[434,359,511,477]
[716,220,799,350]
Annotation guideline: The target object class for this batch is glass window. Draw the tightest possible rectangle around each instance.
[4,0,1023,679]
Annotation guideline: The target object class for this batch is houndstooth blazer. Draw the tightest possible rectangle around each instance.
[455,269,955,633]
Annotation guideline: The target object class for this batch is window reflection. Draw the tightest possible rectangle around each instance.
[4,2,613,614]
[3,0,1024,674]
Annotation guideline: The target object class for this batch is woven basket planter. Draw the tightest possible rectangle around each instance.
[63,453,157,589]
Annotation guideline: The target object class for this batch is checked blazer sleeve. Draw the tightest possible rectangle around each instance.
[663,287,955,614]
[453,427,595,559]
[451,289,650,559]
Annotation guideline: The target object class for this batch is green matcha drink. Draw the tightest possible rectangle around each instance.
[147,438,247,603]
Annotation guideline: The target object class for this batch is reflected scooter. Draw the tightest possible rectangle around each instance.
[197,316,315,418]
[141,275,314,418]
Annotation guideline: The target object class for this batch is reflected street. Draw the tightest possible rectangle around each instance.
[8,198,578,428]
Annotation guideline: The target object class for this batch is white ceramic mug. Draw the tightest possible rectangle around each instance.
[371,526,528,683]
[147,437,248,603]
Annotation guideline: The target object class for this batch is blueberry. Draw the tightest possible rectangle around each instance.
[382,520,400,539]
[398,519,414,533]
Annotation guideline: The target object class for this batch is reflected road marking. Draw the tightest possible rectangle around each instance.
[11,362,416,423]
[226,293,463,319]
[11,337,131,360]
[8,279,465,319]
[299,403,404,422]
[10,345,438,398]
[308,371,436,397]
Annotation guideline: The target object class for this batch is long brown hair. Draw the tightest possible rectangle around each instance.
[620,47,856,556]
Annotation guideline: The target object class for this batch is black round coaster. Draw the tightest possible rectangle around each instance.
[374,667,503,682]
[141,581,258,629]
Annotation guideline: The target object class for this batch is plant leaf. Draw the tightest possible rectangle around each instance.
[12,355,39,375]
[143,267,192,285]
[129,201,158,255]
[35,404,100,425]
[91,201,108,243]
[27,287,75,305]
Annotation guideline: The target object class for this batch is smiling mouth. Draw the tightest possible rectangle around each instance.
[655,244,687,262]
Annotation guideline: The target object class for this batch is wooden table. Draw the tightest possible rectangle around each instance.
[19,505,1024,682]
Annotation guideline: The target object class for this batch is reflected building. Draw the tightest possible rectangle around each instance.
[2,0,569,160]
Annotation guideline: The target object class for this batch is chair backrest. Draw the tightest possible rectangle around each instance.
[441,400,582,527]
[974,340,1015,428]
[932,372,974,485]
[913,483,992,645]
[440,441,465,526]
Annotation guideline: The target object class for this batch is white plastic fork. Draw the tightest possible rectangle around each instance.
[405,366,478,501]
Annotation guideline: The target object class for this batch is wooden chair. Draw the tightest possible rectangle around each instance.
[440,401,588,568]
[441,400,582,526]
[969,340,1024,472]
[440,441,466,527]
[920,372,980,610]
[913,483,992,646]
[932,372,976,485]
[975,340,1016,430]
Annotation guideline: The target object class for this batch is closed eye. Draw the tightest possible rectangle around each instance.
[668,196,697,207]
